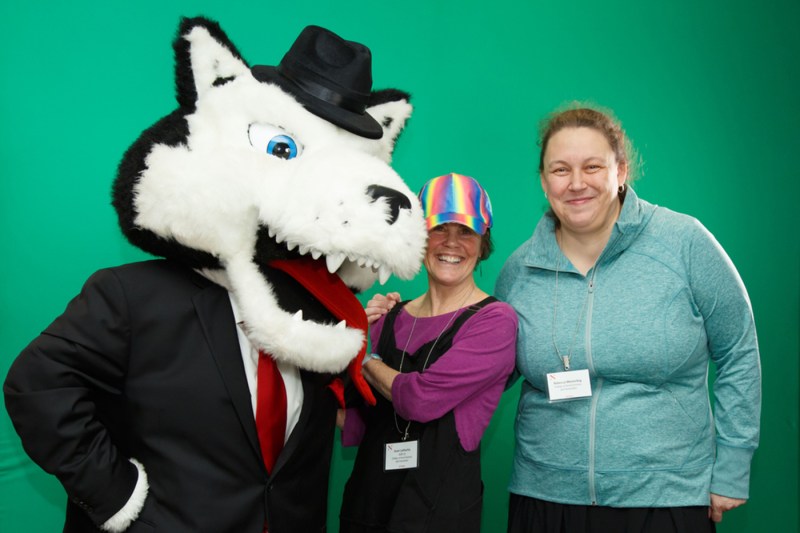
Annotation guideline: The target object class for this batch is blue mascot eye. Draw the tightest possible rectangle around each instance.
[267,135,299,160]
[248,123,303,160]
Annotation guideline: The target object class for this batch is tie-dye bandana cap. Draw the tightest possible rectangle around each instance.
[418,173,494,235]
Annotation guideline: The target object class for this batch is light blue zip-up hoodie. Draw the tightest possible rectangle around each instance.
[495,189,760,507]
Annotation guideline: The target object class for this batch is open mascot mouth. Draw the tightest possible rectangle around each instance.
[268,257,374,405]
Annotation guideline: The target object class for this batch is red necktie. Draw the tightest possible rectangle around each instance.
[256,351,287,474]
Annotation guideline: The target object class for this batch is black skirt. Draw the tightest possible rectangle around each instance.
[507,494,716,533]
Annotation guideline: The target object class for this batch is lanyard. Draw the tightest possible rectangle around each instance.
[394,287,474,440]
[551,257,598,371]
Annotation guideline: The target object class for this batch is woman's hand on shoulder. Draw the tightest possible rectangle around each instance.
[709,493,746,522]
[365,292,401,324]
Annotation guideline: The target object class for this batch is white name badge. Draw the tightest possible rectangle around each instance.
[546,369,592,402]
[384,440,419,471]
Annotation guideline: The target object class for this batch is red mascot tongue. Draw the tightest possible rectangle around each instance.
[268,257,376,406]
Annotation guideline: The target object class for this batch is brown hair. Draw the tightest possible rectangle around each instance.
[478,229,494,265]
[538,104,640,185]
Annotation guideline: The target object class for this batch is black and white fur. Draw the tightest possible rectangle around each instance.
[113,17,426,373]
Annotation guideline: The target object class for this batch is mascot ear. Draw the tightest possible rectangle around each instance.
[173,16,251,110]
[367,89,413,163]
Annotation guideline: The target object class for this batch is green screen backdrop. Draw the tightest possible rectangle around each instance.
[1,1,797,532]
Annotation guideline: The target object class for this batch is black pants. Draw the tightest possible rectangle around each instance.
[508,494,716,533]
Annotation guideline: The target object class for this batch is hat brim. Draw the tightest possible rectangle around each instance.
[252,65,383,140]
[425,213,489,235]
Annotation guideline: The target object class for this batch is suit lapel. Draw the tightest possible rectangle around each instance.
[193,285,263,463]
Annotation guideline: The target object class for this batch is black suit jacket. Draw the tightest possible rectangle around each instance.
[4,260,338,532]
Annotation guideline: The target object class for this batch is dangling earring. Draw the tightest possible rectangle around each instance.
[618,184,626,194]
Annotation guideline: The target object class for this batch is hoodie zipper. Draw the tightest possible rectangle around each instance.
[583,227,624,506]
[585,275,602,505]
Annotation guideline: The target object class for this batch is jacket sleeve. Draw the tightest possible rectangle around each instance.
[686,220,761,499]
[4,268,142,527]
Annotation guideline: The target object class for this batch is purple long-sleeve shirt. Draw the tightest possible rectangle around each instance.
[343,301,517,451]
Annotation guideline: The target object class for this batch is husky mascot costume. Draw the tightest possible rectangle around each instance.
[4,16,426,533]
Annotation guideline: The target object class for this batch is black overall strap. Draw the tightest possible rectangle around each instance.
[376,295,498,371]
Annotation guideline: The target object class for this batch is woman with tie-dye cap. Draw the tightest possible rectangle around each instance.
[339,173,518,533]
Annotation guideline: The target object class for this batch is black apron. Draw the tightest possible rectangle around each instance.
[340,297,497,533]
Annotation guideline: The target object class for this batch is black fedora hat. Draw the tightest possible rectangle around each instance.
[252,26,383,139]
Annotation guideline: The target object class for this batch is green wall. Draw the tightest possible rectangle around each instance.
[1,1,797,531]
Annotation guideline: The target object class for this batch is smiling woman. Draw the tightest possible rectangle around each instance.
[424,223,483,288]
[496,105,761,533]
[538,107,635,274]
[337,173,518,533]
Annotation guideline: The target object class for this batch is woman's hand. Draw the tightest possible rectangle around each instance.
[708,493,746,522]
[335,408,346,430]
[365,292,401,324]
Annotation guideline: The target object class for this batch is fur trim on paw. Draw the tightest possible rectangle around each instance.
[101,459,149,532]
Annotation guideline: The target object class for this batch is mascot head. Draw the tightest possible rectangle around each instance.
[112,17,426,388]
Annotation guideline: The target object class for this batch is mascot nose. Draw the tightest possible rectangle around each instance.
[366,185,412,225]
